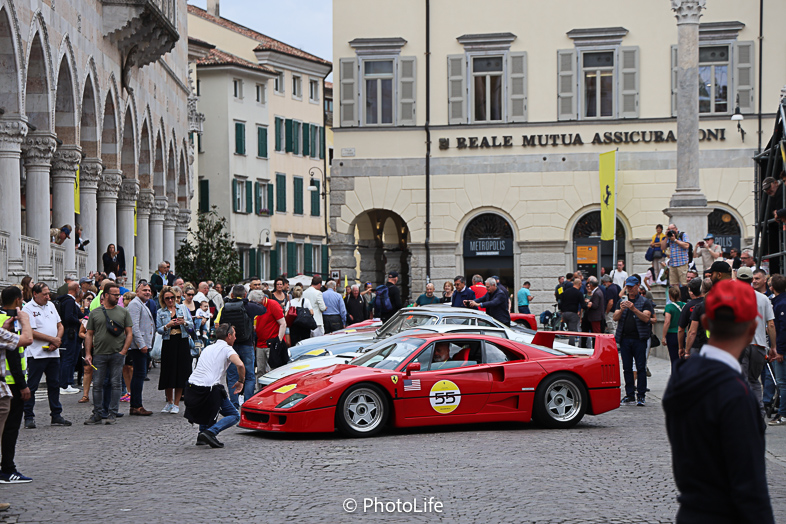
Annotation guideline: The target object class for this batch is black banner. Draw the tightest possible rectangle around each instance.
[464,238,513,257]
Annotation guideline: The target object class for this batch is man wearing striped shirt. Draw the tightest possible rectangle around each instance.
[660,223,691,292]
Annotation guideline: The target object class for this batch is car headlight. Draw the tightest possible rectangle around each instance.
[276,393,307,409]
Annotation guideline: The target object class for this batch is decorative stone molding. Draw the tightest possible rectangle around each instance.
[98,169,123,198]
[671,0,706,24]
[137,189,155,215]
[22,133,57,168]
[150,196,168,221]
[566,27,628,47]
[0,118,28,151]
[456,33,516,52]
[79,158,103,191]
[176,209,191,231]
[164,204,179,227]
[51,145,82,181]
[118,178,140,207]
[699,21,745,43]
[349,37,407,56]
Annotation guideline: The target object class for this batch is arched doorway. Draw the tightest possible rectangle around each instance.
[707,208,741,257]
[462,213,514,291]
[353,210,410,298]
[572,211,626,277]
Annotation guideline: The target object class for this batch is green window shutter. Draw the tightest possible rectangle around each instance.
[267,182,274,212]
[245,180,253,213]
[294,177,303,215]
[248,248,256,278]
[319,126,325,159]
[198,179,209,212]
[304,243,312,274]
[285,119,293,152]
[276,173,286,212]
[269,246,278,280]
[293,122,300,155]
[258,127,268,157]
[275,117,282,151]
[321,245,329,278]
[286,242,296,277]
[310,180,320,216]
[239,249,244,275]
[253,182,259,214]
[302,123,310,157]
[235,122,245,154]
[231,179,238,212]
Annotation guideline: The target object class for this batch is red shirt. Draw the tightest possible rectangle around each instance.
[470,284,487,311]
[254,298,284,348]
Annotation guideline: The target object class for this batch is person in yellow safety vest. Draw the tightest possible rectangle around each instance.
[0,284,34,488]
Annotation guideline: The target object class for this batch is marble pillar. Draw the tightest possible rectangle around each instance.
[328,232,358,282]
[666,0,709,246]
[163,204,178,274]
[51,145,82,278]
[23,133,58,282]
[97,169,122,262]
[79,158,103,273]
[149,196,167,274]
[136,189,154,281]
[175,208,191,249]
[117,178,139,279]
[0,117,28,274]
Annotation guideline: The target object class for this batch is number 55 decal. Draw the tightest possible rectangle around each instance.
[429,380,462,414]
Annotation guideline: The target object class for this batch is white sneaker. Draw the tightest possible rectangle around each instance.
[62,386,80,394]
[161,403,173,413]
[170,405,180,414]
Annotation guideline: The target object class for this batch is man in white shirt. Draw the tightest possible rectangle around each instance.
[21,283,71,428]
[302,275,327,337]
[609,259,628,289]
[184,324,244,448]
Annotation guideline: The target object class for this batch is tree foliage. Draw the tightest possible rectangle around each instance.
[175,207,242,285]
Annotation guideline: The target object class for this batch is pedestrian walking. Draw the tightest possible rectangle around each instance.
[155,286,194,415]
[663,279,774,524]
[247,290,285,382]
[467,277,511,326]
[377,272,403,322]
[662,286,685,366]
[322,281,347,333]
[126,283,154,416]
[768,274,786,426]
[303,276,327,336]
[614,276,654,406]
[517,281,533,314]
[57,281,82,394]
[559,278,584,345]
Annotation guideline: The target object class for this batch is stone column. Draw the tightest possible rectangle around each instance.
[665,0,709,246]
[328,232,358,282]
[97,169,122,262]
[51,145,82,278]
[79,158,103,273]
[23,133,58,282]
[163,204,178,274]
[357,240,385,286]
[117,178,139,279]
[136,189,154,281]
[149,196,167,274]
[0,117,28,275]
[175,208,191,248]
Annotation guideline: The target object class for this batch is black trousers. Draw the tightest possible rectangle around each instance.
[1,384,24,473]
[323,314,343,334]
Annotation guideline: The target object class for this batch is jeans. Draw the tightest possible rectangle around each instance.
[92,353,125,418]
[562,311,580,345]
[1,384,23,473]
[518,305,531,314]
[227,344,255,409]
[59,335,79,388]
[739,345,766,416]
[199,396,240,437]
[128,349,148,408]
[619,337,648,399]
[23,356,62,420]
[763,364,776,405]
[772,358,786,418]
[665,332,680,367]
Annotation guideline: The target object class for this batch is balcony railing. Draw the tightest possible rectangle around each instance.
[51,244,65,286]
[76,251,88,280]
[20,236,38,279]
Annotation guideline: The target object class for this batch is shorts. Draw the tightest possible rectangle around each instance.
[668,264,689,287]
[125,354,133,366]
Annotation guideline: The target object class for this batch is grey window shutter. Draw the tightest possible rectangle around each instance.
[398,56,417,126]
[619,46,639,119]
[447,54,466,125]
[507,52,527,123]
[734,41,754,114]
[339,58,358,127]
[671,45,679,116]
[557,49,577,121]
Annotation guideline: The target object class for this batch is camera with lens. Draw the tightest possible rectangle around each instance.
[666,230,675,238]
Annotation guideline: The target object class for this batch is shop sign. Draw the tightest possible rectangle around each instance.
[464,238,513,257]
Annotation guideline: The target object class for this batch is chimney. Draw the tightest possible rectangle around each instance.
[207,0,219,17]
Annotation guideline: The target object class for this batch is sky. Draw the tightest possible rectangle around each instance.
[188,0,334,79]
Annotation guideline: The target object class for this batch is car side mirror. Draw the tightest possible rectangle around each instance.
[406,362,421,376]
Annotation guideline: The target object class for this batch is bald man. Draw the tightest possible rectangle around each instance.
[58,281,83,393]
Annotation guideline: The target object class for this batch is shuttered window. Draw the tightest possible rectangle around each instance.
[321,245,329,278]
[304,243,312,275]
[275,117,283,152]
[293,121,301,155]
[286,242,296,277]
[318,127,325,159]
[267,182,274,213]
[339,58,357,127]
[398,57,416,125]
[257,126,268,158]
[276,173,286,212]
[557,49,577,121]
[248,248,256,279]
[310,179,320,217]
[198,179,209,212]
[245,181,253,214]
[507,52,527,122]
[285,119,293,153]
[302,123,310,157]
[447,55,467,124]
[734,41,755,113]
[234,122,246,154]
[269,245,278,280]
[293,176,304,215]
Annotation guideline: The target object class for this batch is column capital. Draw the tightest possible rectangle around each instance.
[0,117,28,152]
[137,189,155,215]
[22,133,57,168]
[98,169,123,199]
[118,178,140,208]
[79,157,103,191]
[671,0,705,24]
[150,196,168,222]
[164,204,179,228]
[176,209,192,232]
[51,145,82,182]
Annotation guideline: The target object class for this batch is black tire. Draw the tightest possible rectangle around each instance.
[533,372,588,429]
[335,383,390,438]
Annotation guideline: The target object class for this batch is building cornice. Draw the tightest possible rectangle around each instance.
[456,32,516,52]
[254,49,332,78]
[349,37,408,56]
[566,27,628,47]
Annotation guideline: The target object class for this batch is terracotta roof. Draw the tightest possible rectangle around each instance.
[196,47,277,75]
[324,81,333,89]
[188,5,331,67]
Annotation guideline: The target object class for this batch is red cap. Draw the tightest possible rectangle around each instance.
[705,279,759,322]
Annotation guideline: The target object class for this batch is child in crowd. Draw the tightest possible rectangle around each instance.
[196,301,212,344]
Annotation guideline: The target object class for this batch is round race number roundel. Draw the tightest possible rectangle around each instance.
[429,380,461,414]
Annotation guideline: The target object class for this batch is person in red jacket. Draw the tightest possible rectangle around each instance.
[248,290,285,389]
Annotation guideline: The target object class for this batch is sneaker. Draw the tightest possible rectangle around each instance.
[161,403,173,413]
[84,414,103,425]
[646,367,652,378]
[120,394,131,403]
[197,431,224,448]
[637,398,646,407]
[170,405,180,414]
[105,414,117,425]
[195,438,207,446]
[621,396,636,406]
[0,471,32,484]
[51,416,72,426]
[24,419,35,429]
[61,386,80,394]
[0,502,9,511]
[769,416,786,426]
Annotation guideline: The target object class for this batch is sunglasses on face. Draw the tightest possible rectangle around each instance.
[186,293,194,297]
[164,296,174,301]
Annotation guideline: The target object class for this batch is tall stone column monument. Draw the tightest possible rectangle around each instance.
[665,0,709,245]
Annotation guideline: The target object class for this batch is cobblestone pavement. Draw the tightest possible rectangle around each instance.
[2,356,786,523]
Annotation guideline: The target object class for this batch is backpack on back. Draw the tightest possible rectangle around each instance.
[374,284,393,314]
[221,300,253,342]
[51,295,68,321]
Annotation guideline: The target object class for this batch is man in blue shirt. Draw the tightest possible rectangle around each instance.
[451,276,476,308]
[322,281,347,333]
[517,282,533,314]
[468,277,511,326]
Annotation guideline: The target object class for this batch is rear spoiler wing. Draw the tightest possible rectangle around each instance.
[531,331,617,362]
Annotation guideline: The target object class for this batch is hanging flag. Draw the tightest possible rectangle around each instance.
[134,201,138,236]
[599,150,617,241]
[74,165,80,214]
[344,274,348,290]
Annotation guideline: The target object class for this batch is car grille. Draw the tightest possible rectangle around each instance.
[600,364,618,384]
[244,411,270,423]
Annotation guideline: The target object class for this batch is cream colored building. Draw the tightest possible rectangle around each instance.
[188,3,331,281]
[331,0,785,308]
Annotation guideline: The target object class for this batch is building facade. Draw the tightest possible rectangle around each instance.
[0,0,193,288]
[187,4,331,282]
[331,0,786,310]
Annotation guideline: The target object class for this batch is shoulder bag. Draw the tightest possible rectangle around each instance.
[293,302,318,330]
[101,306,124,337]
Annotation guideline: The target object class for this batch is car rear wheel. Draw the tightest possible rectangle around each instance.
[533,373,587,429]
[336,384,389,438]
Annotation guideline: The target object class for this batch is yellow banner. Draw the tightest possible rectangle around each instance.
[133,256,137,290]
[74,165,80,214]
[599,150,616,241]
[134,201,138,236]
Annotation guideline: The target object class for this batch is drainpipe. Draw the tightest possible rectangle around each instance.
[754,0,763,262]
[424,0,431,284]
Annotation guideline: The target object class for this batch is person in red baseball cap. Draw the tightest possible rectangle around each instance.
[662,279,773,523]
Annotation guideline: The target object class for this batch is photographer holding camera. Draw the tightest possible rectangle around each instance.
[660,224,691,296]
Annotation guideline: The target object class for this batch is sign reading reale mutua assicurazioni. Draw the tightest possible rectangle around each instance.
[464,238,513,257]
[438,128,726,150]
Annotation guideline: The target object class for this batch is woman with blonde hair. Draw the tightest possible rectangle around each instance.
[155,286,193,414]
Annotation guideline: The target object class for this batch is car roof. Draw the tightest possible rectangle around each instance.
[418,325,507,333]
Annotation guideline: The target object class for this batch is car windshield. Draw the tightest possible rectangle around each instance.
[375,313,438,338]
[351,338,426,370]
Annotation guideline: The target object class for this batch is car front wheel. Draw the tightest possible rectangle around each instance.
[336,384,389,437]
[533,373,587,429]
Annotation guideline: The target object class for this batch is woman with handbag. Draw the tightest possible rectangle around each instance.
[156,286,194,414]
[289,286,314,346]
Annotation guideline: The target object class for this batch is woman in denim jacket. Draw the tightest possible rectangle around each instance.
[156,286,194,414]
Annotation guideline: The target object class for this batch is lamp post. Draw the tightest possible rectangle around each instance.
[259,228,271,247]
[307,166,329,248]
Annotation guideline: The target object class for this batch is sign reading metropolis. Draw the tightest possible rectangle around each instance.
[464,238,513,257]
[438,128,726,150]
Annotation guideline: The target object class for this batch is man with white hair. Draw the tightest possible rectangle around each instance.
[467,277,510,326]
